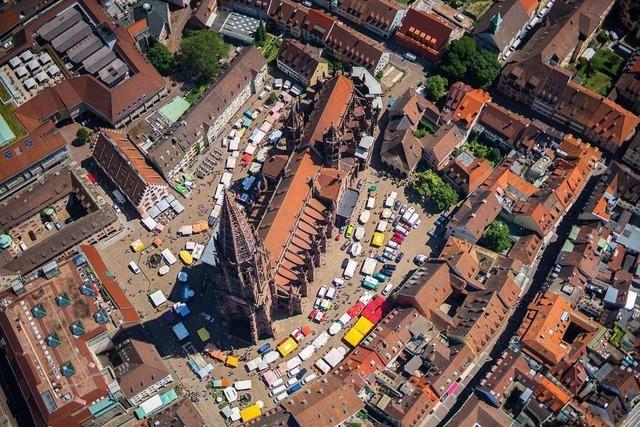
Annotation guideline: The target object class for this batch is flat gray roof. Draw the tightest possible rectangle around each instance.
[83,46,116,74]
[38,7,82,41]
[68,35,103,63]
[337,188,359,219]
[52,21,92,53]
[98,58,129,86]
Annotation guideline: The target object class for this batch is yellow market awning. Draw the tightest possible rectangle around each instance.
[277,337,298,357]
[131,239,145,253]
[371,232,385,248]
[226,355,238,367]
[197,328,210,342]
[353,316,374,335]
[179,250,193,265]
[240,404,261,422]
[343,327,365,347]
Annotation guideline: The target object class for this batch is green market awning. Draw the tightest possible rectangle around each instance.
[60,361,76,377]
[56,292,71,307]
[46,332,61,347]
[70,320,85,336]
[31,303,47,318]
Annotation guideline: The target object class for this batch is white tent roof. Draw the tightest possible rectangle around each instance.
[47,64,60,76]
[141,216,157,231]
[20,50,33,61]
[9,56,21,68]
[23,78,37,89]
[150,290,167,307]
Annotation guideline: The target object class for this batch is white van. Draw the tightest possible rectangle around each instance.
[326,287,336,300]
[269,378,284,389]
[333,277,345,287]
[288,367,301,378]
[404,52,417,61]
[274,391,288,402]
[269,385,287,397]
[128,261,141,274]
[286,377,298,387]
[387,241,399,250]
[382,283,394,296]
[317,286,327,299]
[302,373,317,384]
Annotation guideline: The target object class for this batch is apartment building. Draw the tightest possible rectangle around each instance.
[93,129,169,216]
[276,39,329,87]
[149,46,267,180]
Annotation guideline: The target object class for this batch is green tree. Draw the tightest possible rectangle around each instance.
[424,75,448,102]
[440,36,500,88]
[266,92,277,106]
[76,128,91,145]
[480,220,512,252]
[254,21,267,47]
[147,42,174,76]
[179,31,229,83]
[440,36,476,81]
[469,49,500,88]
[410,170,460,211]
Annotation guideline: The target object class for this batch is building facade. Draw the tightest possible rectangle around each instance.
[276,39,329,87]
[93,129,168,215]
[149,46,267,181]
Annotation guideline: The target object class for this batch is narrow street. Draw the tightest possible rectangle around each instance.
[438,174,602,425]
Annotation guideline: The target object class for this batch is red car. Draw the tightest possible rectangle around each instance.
[391,235,404,245]
[335,234,341,241]
[308,309,318,320]
[393,232,406,241]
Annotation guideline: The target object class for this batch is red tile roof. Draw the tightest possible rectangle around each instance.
[301,75,354,148]
[395,8,453,61]
[81,244,141,323]
[452,88,491,128]
[7,0,166,127]
[98,128,164,186]
[0,120,66,184]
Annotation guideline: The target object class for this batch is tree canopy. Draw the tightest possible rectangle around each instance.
[254,21,268,47]
[410,170,460,211]
[178,31,229,83]
[424,75,448,102]
[147,42,174,76]
[479,220,512,252]
[440,36,500,88]
[467,138,503,167]
[76,128,91,145]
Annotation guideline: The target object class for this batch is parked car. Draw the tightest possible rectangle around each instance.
[356,179,364,190]
[380,269,394,277]
[341,258,349,269]
[383,264,397,271]
[54,221,62,231]
[257,343,271,354]
[113,204,121,214]
[392,217,401,227]
[394,200,401,211]
[44,222,52,230]
[340,241,350,251]
[414,254,427,265]
[399,204,408,215]
[395,252,405,263]
[28,230,37,241]
[345,225,354,239]
[295,368,308,380]
[374,254,386,263]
